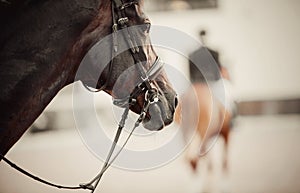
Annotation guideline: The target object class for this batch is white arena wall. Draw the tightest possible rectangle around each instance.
[148,0,300,101]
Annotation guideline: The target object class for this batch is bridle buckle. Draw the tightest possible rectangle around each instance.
[112,23,118,32]
[118,17,129,26]
[145,88,160,104]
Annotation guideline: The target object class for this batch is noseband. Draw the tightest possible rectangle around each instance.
[1,1,165,193]
[113,57,164,107]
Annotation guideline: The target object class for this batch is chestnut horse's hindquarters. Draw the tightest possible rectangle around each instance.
[175,82,234,173]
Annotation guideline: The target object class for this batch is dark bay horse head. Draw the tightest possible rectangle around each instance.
[77,0,178,131]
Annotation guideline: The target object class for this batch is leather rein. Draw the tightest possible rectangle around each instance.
[0,0,164,192]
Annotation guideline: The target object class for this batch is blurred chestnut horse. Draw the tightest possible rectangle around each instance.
[175,47,235,174]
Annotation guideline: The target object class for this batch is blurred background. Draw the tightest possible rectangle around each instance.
[1,0,300,192]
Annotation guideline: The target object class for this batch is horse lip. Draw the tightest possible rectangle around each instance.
[140,93,175,131]
[142,103,165,131]
[142,117,164,131]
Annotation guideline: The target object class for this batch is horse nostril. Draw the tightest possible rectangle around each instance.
[174,96,178,108]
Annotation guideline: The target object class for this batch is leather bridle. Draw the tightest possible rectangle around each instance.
[1,1,165,192]
[85,0,164,109]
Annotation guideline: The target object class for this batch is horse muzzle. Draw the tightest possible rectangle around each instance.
[142,92,177,131]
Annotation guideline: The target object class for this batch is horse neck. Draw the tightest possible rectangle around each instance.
[66,1,112,85]
[0,0,112,157]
